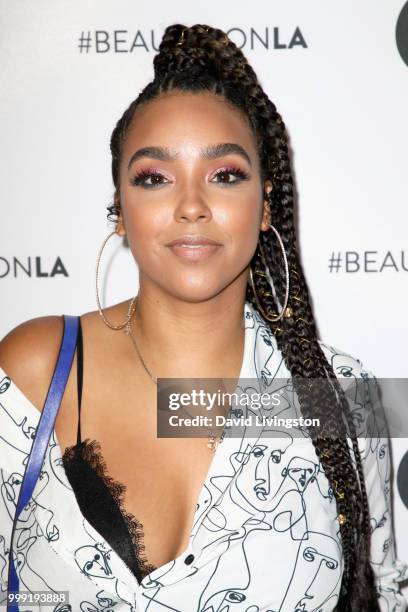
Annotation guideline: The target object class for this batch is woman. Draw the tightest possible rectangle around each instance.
[0,23,406,612]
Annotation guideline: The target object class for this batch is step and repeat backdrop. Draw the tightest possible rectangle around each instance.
[1,0,407,597]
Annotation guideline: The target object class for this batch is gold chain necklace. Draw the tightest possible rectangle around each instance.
[124,296,219,452]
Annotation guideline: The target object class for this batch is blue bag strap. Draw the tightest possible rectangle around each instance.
[7,315,79,612]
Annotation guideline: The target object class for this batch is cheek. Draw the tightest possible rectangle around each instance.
[213,193,261,254]
[121,199,169,256]
[128,207,168,237]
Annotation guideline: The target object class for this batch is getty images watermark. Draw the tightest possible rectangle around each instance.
[165,387,319,429]
[156,376,408,440]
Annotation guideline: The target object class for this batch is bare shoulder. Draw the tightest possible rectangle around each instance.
[0,315,64,412]
[0,299,135,416]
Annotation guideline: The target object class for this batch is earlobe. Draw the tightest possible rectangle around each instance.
[264,179,273,200]
[116,216,126,236]
[260,206,271,232]
[260,180,273,232]
[114,195,126,236]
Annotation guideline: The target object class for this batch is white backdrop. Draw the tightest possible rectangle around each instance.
[1,0,407,597]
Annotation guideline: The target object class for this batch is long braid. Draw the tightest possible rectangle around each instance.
[108,23,380,611]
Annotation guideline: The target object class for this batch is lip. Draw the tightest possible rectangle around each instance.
[165,234,222,247]
[255,487,267,501]
[167,243,222,261]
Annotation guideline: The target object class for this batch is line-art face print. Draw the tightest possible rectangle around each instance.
[1,467,63,598]
[266,456,320,541]
[1,471,24,520]
[257,327,275,386]
[0,403,36,452]
[7,520,56,594]
[377,441,391,492]
[282,456,318,494]
[75,542,113,579]
[233,435,294,512]
[244,307,282,390]
[1,376,36,450]
[370,440,393,570]
[75,543,114,578]
[278,531,342,612]
[17,466,62,544]
[326,348,379,439]
[1,469,46,528]
[77,589,118,611]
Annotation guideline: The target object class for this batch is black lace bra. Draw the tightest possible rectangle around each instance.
[61,317,158,582]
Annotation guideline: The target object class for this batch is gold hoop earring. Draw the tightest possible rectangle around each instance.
[249,223,290,322]
[95,229,137,330]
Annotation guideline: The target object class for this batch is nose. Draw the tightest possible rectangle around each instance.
[256,456,270,492]
[173,184,212,224]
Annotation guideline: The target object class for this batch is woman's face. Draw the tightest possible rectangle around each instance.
[116,90,271,302]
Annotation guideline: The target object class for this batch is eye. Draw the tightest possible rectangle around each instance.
[211,166,249,185]
[271,450,282,463]
[252,445,266,457]
[338,366,353,377]
[130,170,170,189]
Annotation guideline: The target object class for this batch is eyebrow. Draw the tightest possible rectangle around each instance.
[127,142,252,170]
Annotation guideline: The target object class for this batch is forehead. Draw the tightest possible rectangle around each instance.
[122,91,258,159]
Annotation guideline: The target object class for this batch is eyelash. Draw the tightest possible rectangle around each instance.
[213,166,250,185]
[129,166,250,189]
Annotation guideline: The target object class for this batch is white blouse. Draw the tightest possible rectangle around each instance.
[0,301,407,611]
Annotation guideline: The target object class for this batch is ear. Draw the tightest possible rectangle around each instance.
[114,194,126,236]
[260,179,273,232]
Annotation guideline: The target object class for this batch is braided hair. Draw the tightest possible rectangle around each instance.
[108,24,380,611]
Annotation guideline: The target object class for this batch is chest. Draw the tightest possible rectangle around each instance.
[55,379,218,569]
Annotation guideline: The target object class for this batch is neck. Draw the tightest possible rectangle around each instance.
[129,282,247,380]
